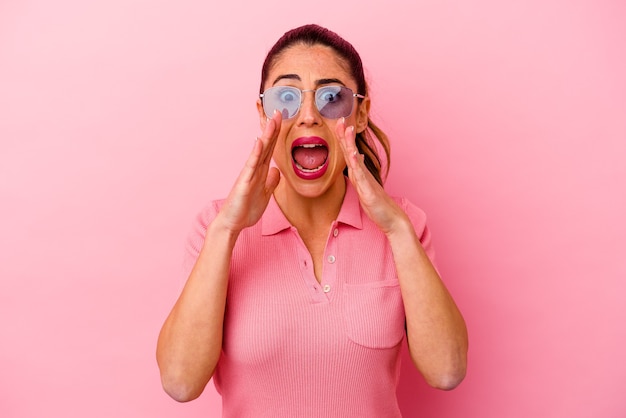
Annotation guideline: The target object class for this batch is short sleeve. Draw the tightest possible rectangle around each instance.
[181,200,223,281]
[398,197,437,265]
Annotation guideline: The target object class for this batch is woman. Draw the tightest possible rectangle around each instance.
[157,24,468,417]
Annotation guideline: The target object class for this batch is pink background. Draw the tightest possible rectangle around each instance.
[1,0,625,417]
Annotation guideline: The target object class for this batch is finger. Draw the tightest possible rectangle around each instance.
[242,119,278,181]
[238,137,265,185]
[335,118,361,173]
[258,110,282,164]
[335,117,350,154]
[239,110,283,186]
[265,166,281,194]
[335,118,350,160]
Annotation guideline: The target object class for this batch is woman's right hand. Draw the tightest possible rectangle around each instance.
[215,110,282,234]
[157,113,282,401]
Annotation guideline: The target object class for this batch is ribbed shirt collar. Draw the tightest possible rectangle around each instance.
[261,177,363,236]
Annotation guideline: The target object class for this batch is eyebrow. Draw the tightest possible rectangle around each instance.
[272,74,346,87]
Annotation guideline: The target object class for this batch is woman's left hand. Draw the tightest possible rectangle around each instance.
[337,120,468,390]
[336,118,409,236]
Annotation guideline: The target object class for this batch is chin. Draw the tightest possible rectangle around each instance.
[283,170,345,199]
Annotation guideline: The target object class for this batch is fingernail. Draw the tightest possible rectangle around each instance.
[341,117,346,125]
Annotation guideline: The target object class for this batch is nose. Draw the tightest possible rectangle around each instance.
[296,90,322,126]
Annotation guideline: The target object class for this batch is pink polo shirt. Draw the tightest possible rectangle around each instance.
[184,178,435,417]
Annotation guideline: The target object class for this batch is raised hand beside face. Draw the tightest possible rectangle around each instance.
[216,110,283,234]
[336,117,409,236]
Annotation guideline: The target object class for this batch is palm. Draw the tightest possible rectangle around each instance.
[336,120,406,235]
[218,113,282,233]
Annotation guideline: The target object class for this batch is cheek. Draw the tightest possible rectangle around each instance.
[272,139,288,165]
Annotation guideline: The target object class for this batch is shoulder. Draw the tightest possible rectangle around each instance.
[182,198,227,277]
[389,195,435,262]
[195,198,227,224]
[390,196,428,231]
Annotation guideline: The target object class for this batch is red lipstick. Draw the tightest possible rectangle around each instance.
[290,136,329,180]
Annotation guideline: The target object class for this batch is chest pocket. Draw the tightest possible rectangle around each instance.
[343,279,405,349]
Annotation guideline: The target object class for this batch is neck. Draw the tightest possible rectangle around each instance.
[273,177,346,232]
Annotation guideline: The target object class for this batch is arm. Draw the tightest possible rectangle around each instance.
[387,217,468,390]
[156,217,237,402]
[156,112,282,402]
[337,120,468,390]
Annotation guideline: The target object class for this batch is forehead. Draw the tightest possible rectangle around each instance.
[266,44,353,87]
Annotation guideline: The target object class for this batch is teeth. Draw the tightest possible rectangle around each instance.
[300,144,323,148]
[295,162,324,172]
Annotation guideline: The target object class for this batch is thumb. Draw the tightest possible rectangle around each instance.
[265,167,281,194]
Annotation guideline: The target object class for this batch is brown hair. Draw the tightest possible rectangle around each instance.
[260,24,390,185]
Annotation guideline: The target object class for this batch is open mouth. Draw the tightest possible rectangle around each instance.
[291,137,329,180]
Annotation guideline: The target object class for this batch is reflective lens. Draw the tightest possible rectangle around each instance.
[260,86,363,119]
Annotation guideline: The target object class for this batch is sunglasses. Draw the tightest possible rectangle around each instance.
[260,85,365,120]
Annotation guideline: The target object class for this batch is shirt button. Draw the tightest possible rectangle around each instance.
[327,255,336,263]
[333,228,339,237]
[323,284,331,293]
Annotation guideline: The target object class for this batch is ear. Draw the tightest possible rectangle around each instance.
[355,97,370,134]
[257,99,267,131]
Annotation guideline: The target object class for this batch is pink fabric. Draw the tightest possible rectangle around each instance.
[184,179,435,417]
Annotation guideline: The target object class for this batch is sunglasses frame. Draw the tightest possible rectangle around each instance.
[260,85,365,120]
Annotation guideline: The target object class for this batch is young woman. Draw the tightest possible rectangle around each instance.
[157,24,468,417]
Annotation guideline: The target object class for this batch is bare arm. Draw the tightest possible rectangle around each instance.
[337,119,468,390]
[387,219,468,390]
[156,112,282,402]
